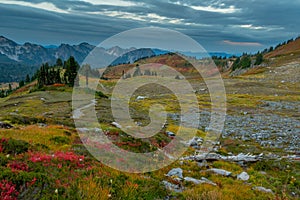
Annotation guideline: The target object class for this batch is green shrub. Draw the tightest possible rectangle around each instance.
[3,115,46,125]
[0,155,9,166]
[1,138,30,155]
[50,136,70,145]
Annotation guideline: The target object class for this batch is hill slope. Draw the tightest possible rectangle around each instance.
[265,37,300,58]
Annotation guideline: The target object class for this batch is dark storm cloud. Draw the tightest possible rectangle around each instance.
[0,0,299,53]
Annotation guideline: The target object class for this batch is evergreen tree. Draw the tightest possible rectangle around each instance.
[55,69,61,84]
[25,74,30,83]
[65,56,79,87]
[19,80,25,88]
[56,58,63,67]
[38,64,46,88]
[232,57,240,71]
[240,55,251,69]
[8,83,12,91]
[255,53,263,65]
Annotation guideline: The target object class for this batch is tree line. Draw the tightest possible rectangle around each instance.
[36,56,99,88]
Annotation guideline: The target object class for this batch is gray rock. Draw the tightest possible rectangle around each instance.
[0,121,13,129]
[136,96,146,100]
[253,186,273,194]
[162,181,183,193]
[166,168,183,179]
[182,152,261,163]
[166,131,176,137]
[186,137,203,148]
[37,123,47,127]
[200,177,217,186]
[184,177,202,184]
[197,160,208,168]
[184,177,216,186]
[237,172,250,181]
[111,122,122,129]
[205,168,232,176]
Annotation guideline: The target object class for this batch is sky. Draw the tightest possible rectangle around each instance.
[0,0,299,53]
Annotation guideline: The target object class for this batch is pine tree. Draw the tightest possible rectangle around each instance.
[38,64,46,88]
[19,80,25,87]
[255,53,263,65]
[56,58,63,67]
[25,74,30,83]
[65,56,79,87]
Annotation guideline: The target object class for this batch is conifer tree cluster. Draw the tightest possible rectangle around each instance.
[37,56,79,88]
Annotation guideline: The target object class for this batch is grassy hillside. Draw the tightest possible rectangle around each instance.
[0,38,299,199]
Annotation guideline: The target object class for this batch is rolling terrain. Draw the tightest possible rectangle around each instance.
[0,38,299,199]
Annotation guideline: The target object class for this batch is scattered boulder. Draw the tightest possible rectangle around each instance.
[111,122,122,129]
[253,186,273,194]
[0,121,13,129]
[205,168,232,177]
[166,131,176,137]
[162,181,183,193]
[237,172,250,181]
[166,168,183,179]
[136,96,146,100]
[184,177,216,186]
[185,137,203,148]
[182,152,262,163]
[197,160,208,168]
[38,123,47,127]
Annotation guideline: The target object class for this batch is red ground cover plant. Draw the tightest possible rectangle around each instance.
[28,151,86,168]
[0,180,19,200]
[8,161,29,172]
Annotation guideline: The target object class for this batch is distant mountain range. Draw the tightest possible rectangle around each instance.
[0,36,136,66]
[0,36,236,82]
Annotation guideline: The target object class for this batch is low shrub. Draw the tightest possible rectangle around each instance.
[50,136,71,145]
[0,138,30,155]
[3,115,46,125]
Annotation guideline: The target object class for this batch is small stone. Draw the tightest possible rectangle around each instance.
[111,122,122,129]
[136,96,146,100]
[166,131,175,137]
[237,172,250,181]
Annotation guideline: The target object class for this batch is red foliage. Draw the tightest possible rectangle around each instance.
[28,151,85,168]
[0,180,19,200]
[8,161,29,172]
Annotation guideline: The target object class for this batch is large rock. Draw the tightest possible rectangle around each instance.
[166,168,183,179]
[184,177,216,186]
[237,172,250,181]
[253,186,273,194]
[205,168,232,176]
[181,152,262,162]
[0,121,13,129]
[162,181,183,193]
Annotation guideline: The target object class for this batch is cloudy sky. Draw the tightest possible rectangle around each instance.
[0,0,299,53]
